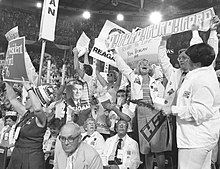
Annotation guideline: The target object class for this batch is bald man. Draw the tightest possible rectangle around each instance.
[53,123,103,169]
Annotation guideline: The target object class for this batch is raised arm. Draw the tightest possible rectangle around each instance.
[158,36,174,80]
[73,47,85,79]
[190,24,203,46]
[5,82,26,116]
[105,103,131,122]
[22,79,46,127]
[208,15,220,67]
[113,51,133,82]
[114,71,122,89]
[95,61,108,87]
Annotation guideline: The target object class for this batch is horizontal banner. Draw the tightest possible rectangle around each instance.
[109,8,215,49]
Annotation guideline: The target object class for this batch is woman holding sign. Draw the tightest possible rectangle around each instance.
[5,78,53,169]
[113,50,167,169]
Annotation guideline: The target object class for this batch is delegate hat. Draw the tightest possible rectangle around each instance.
[5,111,17,117]
[33,85,54,107]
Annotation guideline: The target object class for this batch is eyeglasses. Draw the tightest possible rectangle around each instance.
[116,94,125,97]
[107,73,114,77]
[177,55,189,62]
[59,134,80,143]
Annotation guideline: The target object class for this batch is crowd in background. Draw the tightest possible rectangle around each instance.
[0,5,220,169]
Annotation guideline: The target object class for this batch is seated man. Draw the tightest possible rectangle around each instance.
[103,120,141,169]
[53,123,103,169]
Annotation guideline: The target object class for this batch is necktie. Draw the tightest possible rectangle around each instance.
[115,138,123,157]
[82,134,90,141]
[178,71,188,88]
[173,71,188,105]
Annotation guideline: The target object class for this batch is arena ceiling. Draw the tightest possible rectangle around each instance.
[1,0,220,19]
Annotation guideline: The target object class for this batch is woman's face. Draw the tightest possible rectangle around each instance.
[25,96,32,110]
[139,60,151,75]
[107,72,116,83]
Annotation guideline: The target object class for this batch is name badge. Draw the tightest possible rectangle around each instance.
[117,149,123,162]
[14,127,21,140]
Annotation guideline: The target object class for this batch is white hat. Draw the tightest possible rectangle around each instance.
[5,111,17,117]
[34,85,54,107]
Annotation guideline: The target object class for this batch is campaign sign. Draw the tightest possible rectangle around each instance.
[140,110,166,143]
[3,37,28,82]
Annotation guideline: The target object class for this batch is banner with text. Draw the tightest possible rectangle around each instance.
[90,8,215,68]
[109,8,215,49]
[3,37,29,82]
[39,0,59,41]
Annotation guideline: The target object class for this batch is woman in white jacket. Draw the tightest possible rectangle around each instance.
[114,52,165,169]
[163,42,220,169]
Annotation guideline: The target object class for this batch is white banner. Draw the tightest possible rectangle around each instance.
[76,32,90,57]
[109,8,215,49]
[39,0,59,41]
[90,8,215,68]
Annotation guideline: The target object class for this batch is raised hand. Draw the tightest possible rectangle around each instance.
[191,24,199,31]
[211,15,220,30]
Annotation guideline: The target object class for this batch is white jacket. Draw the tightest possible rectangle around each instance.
[172,66,220,148]
[81,131,105,156]
[103,134,141,169]
[115,54,164,102]
[158,30,218,106]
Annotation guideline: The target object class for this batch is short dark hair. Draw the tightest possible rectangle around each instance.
[83,64,93,76]
[185,43,215,67]
[117,89,126,94]
[72,80,84,87]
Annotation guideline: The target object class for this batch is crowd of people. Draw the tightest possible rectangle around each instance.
[1,4,220,169]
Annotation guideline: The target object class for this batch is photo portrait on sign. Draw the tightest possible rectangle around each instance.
[66,79,90,112]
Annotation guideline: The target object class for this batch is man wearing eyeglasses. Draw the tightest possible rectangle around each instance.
[158,16,219,169]
[103,120,141,169]
[53,123,103,169]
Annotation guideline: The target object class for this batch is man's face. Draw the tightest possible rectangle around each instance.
[116,121,128,137]
[116,92,126,106]
[177,52,190,71]
[139,60,150,75]
[72,84,83,100]
[59,128,81,155]
[86,120,96,132]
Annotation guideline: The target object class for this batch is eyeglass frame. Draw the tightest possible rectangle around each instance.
[59,134,80,143]
[177,52,190,62]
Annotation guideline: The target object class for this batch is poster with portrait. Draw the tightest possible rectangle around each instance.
[65,79,90,112]
[90,20,130,67]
